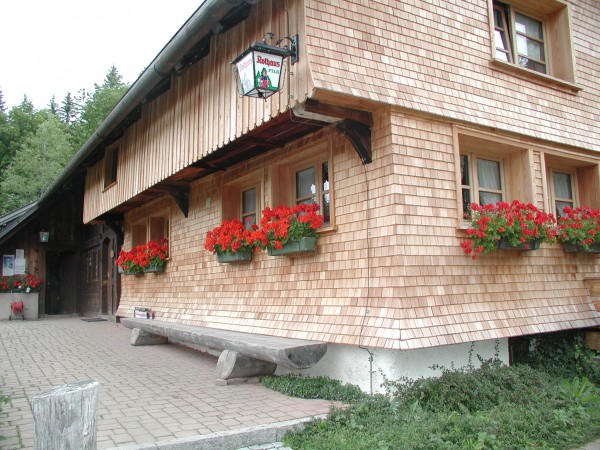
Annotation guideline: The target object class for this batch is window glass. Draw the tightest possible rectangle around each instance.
[477,158,502,190]
[296,167,317,205]
[552,171,574,217]
[493,6,512,62]
[321,162,330,225]
[242,188,257,229]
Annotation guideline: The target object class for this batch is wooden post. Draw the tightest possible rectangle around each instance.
[31,380,99,450]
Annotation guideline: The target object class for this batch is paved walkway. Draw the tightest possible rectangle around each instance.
[0,316,335,449]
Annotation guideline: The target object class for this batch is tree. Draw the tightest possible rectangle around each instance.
[48,95,59,115]
[60,92,76,125]
[0,114,74,213]
[0,88,6,115]
[70,66,129,148]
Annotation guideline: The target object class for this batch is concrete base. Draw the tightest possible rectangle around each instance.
[130,328,168,346]
[215,377,261,386]
[216,350,277,380]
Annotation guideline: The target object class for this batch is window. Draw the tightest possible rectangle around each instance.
[548,169,574,217]
[457,131,533,221]
[494,3,546,74]
[490,0,575,84]
[294,162,331,226]
[104,144,118,189]
[460,154,505,218]
[241,187,258,229]
[131,210,170,249]
[222,172,263,228]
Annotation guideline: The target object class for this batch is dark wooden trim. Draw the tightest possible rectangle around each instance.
[335,119,372,165]
[305,99,373,127]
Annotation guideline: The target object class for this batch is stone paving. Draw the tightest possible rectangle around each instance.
[0,316,335,449]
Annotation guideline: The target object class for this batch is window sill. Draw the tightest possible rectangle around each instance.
[103,181,117,192]
[490,59,582,94]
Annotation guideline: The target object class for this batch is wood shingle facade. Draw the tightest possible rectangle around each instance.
[78,0,599,388]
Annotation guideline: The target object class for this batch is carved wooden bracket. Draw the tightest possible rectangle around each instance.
[335,119,372,165]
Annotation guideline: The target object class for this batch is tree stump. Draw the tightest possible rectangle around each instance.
[31,380,99,450]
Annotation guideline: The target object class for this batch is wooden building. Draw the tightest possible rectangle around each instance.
[58,0,600,391]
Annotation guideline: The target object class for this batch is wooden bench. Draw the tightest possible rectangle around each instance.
[120,317,328,383]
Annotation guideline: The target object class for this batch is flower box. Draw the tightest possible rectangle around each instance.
[267,237,317,256]
[216,250,253,263]
[497,238,541,251]
[143,265,165,273]
[562,243,600,253]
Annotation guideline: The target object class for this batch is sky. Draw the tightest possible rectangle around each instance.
[0,0,202,110]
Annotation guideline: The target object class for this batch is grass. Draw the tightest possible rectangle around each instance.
[263,332,600,450]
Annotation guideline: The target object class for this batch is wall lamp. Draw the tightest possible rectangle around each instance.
[231,33,299,99]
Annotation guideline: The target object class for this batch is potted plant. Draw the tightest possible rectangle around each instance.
[0,274,44,320]
[460,200,556,259]
[142,240,169,272]
[556,206,600,253]
[115,239,168,274]
[259,203,324,256]
[204,218,259,263]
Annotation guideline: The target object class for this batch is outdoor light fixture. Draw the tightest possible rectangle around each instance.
[39,229,49,243]
[231,33,299,99]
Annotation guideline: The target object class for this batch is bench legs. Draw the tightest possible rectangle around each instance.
[216,350,277,384]
[130,328,168,346]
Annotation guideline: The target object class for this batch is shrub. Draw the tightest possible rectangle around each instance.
[262,374,366,403]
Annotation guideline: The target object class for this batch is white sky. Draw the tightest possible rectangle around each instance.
[0,0,202,110]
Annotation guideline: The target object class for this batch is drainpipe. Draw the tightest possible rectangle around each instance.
[39,0,258,207]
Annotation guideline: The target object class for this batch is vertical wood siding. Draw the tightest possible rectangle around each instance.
[84,0,310,223]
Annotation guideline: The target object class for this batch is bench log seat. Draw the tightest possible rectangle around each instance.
[120,318,328,382]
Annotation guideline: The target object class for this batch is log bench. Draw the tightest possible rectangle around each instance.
[120,317,327,384]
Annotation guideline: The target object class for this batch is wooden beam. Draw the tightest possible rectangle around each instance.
[335,119,372,165]
[304,99,373,127]
[148,183,190,218]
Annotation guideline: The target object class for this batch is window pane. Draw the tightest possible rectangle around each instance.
[462,188,471,219]
[460,155,470,185]
[242,188,257,229]
[553,172,572,199]
[516,35,545,61]
[321,162,330,225]
[296,166,316,203]
[518,56,546,73]
[479,191,502,205]
[515,13,543,39]
[556,200,573,218]
[477,158,501,190]
[242,188,256,214]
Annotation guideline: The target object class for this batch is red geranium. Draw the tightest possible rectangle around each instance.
[258,203,324,250]
[0,274,43,292]
[557,206,600,249]
[116,239,168,273]
[204,218,260,255]
[461,200,556,259]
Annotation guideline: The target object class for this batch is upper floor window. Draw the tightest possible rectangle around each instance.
[494,4,547,74]
[104,144,118,189]
[490,0,575,84]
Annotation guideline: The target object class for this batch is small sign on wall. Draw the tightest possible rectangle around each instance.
[3,255,14,276]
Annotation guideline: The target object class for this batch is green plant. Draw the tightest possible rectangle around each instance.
[203,218,261,255]
[460,200,556,259]
[556,206,600,249]
[0,393,7,442]
[0,274,43,292]
[258,203,324,250]
[115,239,168,273]
[512,330,600,384]
[262,374,366,403]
